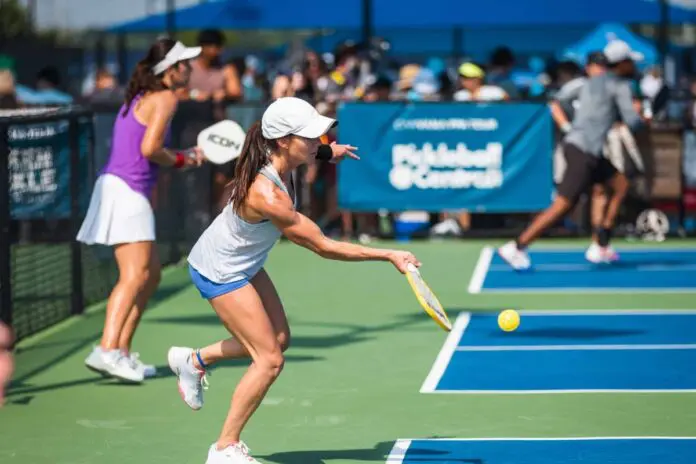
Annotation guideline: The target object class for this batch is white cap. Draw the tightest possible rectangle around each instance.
[603,40,644,64]
[152,41,202,75]
[262,97,336,139]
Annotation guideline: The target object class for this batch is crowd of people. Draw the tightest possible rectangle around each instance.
[127,28,672,243]
[0,28,691,246]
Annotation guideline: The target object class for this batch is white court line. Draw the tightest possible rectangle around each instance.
[489,263,696,272]
[480,287,696,294]
[508,309,696,316]
[420,312,470,393]
[394,436,696,442]
[386,437,696,462]
[385,439,411,463]
[516,247,696,252]
[456,344,696,351]
[468,246,493,294]
[433,388,696,394]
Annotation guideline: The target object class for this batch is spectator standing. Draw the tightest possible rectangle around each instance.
[187,29,241,102]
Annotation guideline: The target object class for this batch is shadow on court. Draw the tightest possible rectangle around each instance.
[261,439,458,464]
[152,311,438,351]
[7,362,179,398]
[214,354,325,369]
[7,374,144,398]
[6,353,326,400]
[446,308,648,341]
[10,269,193,390]
[598,257,696,268]
[489,327,645,340]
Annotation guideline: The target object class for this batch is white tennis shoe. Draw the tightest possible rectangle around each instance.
[167,346,208,410]
[206,441,261,464]
[585,243,620,264]
[497,241,531,271]
[85,346,144,383]
[127,351,157,378]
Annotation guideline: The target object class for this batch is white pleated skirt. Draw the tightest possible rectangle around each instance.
[76,173,155,246]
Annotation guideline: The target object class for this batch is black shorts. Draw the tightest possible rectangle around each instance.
[557,143,618,203]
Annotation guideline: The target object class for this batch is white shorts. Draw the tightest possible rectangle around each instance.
[76,173,155,246]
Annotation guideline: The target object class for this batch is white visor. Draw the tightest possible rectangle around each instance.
[262,97,336,140]
[152,41,202,75]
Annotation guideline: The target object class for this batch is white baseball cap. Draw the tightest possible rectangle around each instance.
[603,40,644,64]
[262,97,336,140]
[153,41,202,75]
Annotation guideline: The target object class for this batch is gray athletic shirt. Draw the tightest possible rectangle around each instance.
[564,72,642,157]
[554,76,587,121]
[187,164,296,284]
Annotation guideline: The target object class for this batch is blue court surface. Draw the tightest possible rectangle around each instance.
[421,311,696,393]
[468,247,696,293]
[387,438,696,464]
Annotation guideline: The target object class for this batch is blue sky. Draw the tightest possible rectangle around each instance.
[22,0,200,30]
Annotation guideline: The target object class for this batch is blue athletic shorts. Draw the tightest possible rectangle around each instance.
[188,264,250,300]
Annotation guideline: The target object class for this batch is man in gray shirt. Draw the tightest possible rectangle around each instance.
[498,40,646,270]
[550,52,607,134]
[551,51,628,263]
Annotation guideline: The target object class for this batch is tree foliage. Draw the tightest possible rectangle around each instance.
[0,0,34,41]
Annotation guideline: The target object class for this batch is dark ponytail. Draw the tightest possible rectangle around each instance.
[227,121,278,212]
[122,38,177,116]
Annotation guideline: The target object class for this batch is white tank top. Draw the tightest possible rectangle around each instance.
[187,164,295,283]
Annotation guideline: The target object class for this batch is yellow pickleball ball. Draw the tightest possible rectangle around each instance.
[498,309,520,332]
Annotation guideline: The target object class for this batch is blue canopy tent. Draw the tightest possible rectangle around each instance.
[108,0,362,32]
[371,0,696,28]
[108,0,696,32]
[103,0,693,86]
[560,23,660,67]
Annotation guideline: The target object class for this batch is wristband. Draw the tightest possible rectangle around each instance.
[174,152,186,169]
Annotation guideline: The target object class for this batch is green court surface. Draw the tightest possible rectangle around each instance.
[2,239,696,463]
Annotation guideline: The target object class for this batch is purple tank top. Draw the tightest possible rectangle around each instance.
[101,95,170,198]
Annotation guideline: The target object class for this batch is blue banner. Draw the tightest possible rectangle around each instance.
[337,102,554,212]
[9,118,91,219]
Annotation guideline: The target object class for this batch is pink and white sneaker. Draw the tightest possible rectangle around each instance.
[497,241,531,271]
[206,441,261,464]
[602,245,620,262]
[167,346,208,410]
[585,243,620,264]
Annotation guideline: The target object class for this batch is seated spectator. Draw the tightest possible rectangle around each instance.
[324,43,360,102]
[304,50,330,102]
[86,67,124,102]
[453,62,508,101]
[409,68,441,101]
[363,75,392,102]
[271,70,296,100]
[487,46,520,99]
[16,66,73,106]
[394,64,421,100]
[239,55,265,102]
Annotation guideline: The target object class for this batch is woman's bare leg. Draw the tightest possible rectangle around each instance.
[194,269,290,368]
[207,283,284,447]
[118,247,162,352]
[101,241,154,351]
